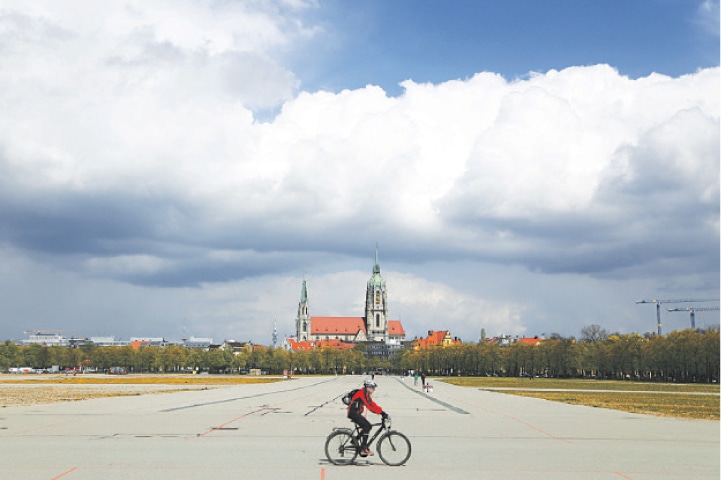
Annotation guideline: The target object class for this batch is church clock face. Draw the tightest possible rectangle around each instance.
[375,292,380,305]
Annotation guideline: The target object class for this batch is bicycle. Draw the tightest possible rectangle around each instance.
[324,416,412,466]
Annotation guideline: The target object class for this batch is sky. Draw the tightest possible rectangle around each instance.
[0,0,718,345]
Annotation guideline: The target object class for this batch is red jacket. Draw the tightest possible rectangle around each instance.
[347,388,383,417]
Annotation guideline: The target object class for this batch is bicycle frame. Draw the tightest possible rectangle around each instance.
[352,417,389,449]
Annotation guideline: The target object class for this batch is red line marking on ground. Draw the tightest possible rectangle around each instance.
[321,467,325,480]
[499,412,573,444]
[614,472,634,479]
[197,407,270,437]
[51,467,78,479]
[441,391,573,444]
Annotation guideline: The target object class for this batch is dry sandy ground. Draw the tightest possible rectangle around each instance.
[0,385,206,407]
[0,376,210,407]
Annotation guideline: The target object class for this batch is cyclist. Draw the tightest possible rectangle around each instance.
[347,379,388,457]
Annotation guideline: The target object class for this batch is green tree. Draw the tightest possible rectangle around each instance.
[157,345,188,372]
[135,346,157,373]
[250,346,268,372]
[700,330,720,382]
[21,344,47,369]
[0,341,21,370]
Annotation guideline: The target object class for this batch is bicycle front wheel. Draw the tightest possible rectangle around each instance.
[377,431,412,466]
[324,429,358,465]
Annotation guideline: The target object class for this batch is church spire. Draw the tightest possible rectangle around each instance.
[296,278,310,341]
[366,244,388,342]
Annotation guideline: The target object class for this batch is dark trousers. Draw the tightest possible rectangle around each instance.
[349,412,371,448]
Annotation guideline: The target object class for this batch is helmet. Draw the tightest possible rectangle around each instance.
[364,380,377,389]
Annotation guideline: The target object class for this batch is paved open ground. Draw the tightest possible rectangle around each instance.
[0,375,718,480]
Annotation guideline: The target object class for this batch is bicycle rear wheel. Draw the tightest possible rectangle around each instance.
[377,431,412,466]
[324,429,358,465]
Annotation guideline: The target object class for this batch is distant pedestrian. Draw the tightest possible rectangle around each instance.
[413,371,419,386]
[420,371,426,388]
[371,371,375,380]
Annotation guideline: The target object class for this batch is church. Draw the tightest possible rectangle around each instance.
[294,248,406,348]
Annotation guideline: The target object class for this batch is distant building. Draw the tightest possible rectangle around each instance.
[91,336,129,347]
[22,332,69,346]
[183,337,213,349]
[291,247,406,355]
[214,340,252,355]
[21,331,89,347]
[19,332,216,349]
[410,330,462,350]
[486,335,542,347]
[130,337,170,347]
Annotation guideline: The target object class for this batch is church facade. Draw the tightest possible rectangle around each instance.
[294,249,406,348]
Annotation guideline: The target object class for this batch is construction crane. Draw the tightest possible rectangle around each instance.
[636,299,718,335]
[667,306,720,330]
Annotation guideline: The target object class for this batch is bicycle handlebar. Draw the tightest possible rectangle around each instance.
[370,415,391,428]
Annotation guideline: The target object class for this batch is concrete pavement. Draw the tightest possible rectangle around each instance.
[0,375,718,479]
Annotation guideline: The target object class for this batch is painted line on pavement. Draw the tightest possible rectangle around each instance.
[51,467,77,479]
[395,377,469,414]
[162,377,336,412]
[197,407,270,437]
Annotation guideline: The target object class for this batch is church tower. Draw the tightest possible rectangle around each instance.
[365,246,388,342]
[295,279,311,341]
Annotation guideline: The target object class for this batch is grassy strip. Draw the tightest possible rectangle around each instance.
[503,390,719,420]
[441,377,719,420]
[442,377,719,393]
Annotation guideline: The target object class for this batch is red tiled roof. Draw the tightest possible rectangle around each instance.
[418,330,447,348]
[311,317,366,335]
[130,340,149,350]
[431,330,447,345]
[517,337,542,346]
[412,330,461,349]
[388,320,405,336]
[311,317,406,337]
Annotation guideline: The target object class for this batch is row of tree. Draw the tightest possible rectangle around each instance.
[0,341,368,376]
[1,329,718,383]
[398,329,719,383]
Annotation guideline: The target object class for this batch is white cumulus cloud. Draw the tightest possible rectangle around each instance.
[0,1,717,341]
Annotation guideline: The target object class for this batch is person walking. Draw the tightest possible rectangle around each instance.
[420,371,426,389]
